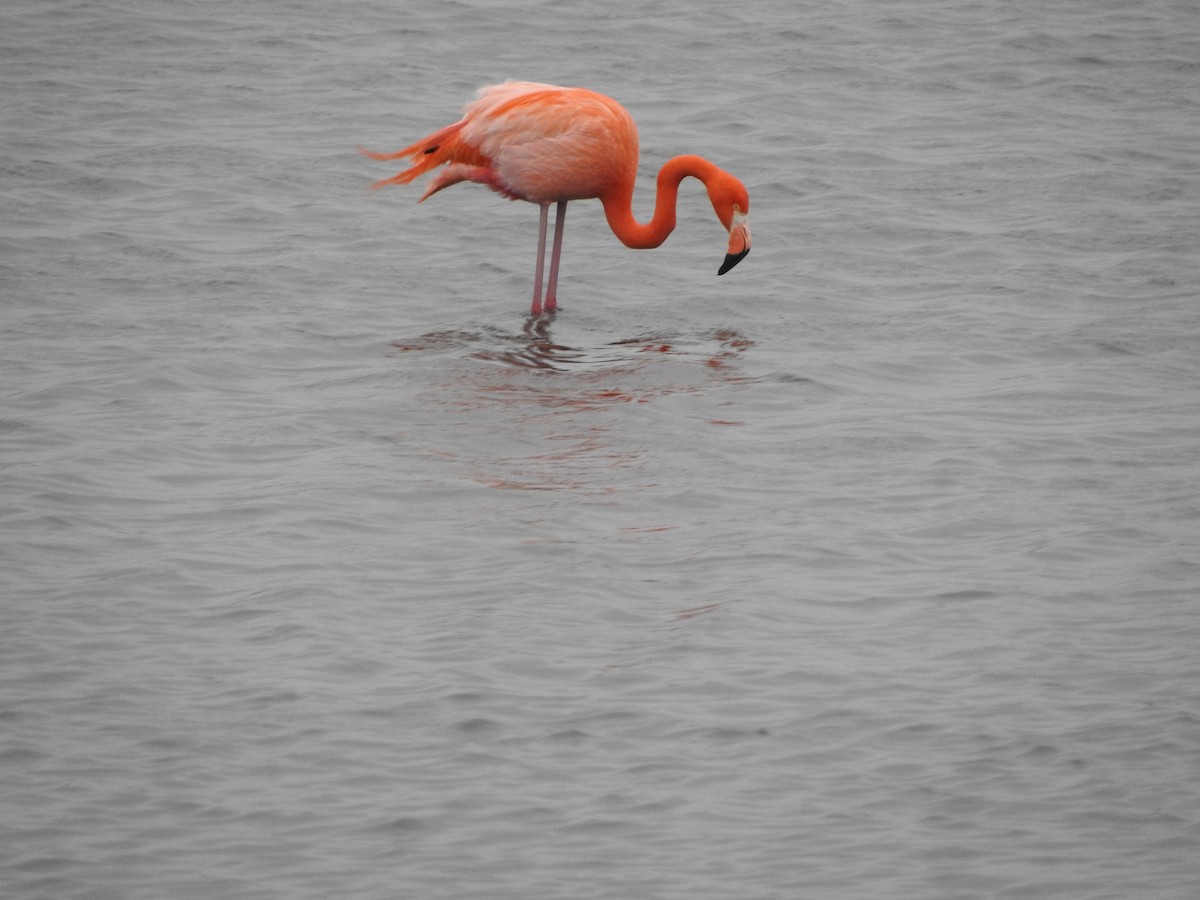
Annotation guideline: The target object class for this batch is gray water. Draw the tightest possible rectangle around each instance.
[3,1,1199,898]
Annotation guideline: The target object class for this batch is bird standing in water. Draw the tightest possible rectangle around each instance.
[362,81,751,316]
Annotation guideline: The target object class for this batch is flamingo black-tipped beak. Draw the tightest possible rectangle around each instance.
[719,248,749,275]
[718,211,750,275]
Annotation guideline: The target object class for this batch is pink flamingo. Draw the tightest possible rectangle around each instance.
[362,81,751,316]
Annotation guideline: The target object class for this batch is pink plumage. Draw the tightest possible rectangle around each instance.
[363,81,750,315]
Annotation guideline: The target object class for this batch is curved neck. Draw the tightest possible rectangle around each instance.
[600,154,723,249]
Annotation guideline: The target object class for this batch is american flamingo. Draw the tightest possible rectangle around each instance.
[362,81,751,316]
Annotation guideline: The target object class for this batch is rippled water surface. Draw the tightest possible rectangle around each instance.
[3,1,1199,898]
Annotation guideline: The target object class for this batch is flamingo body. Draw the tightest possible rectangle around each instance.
[363,82,751,315]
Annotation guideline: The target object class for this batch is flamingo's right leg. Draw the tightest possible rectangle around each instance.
[544,201,567,311]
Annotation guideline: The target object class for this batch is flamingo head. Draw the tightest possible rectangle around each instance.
[708,174,751,275]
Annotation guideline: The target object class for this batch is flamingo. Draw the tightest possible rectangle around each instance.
[362,81,751,316]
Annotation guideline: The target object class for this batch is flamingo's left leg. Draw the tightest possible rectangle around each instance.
[531,202,550,317]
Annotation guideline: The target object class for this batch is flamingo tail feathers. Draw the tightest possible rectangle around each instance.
[360,121,488,192]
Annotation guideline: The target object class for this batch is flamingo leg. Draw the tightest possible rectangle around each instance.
[545,200,568,311]
[531,202,550,316]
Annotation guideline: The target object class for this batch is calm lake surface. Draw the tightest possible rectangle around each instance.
[3,1,1199,898]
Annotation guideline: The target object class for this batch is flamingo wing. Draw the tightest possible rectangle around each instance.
[365,82,637,204]
[463,83,637,203]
